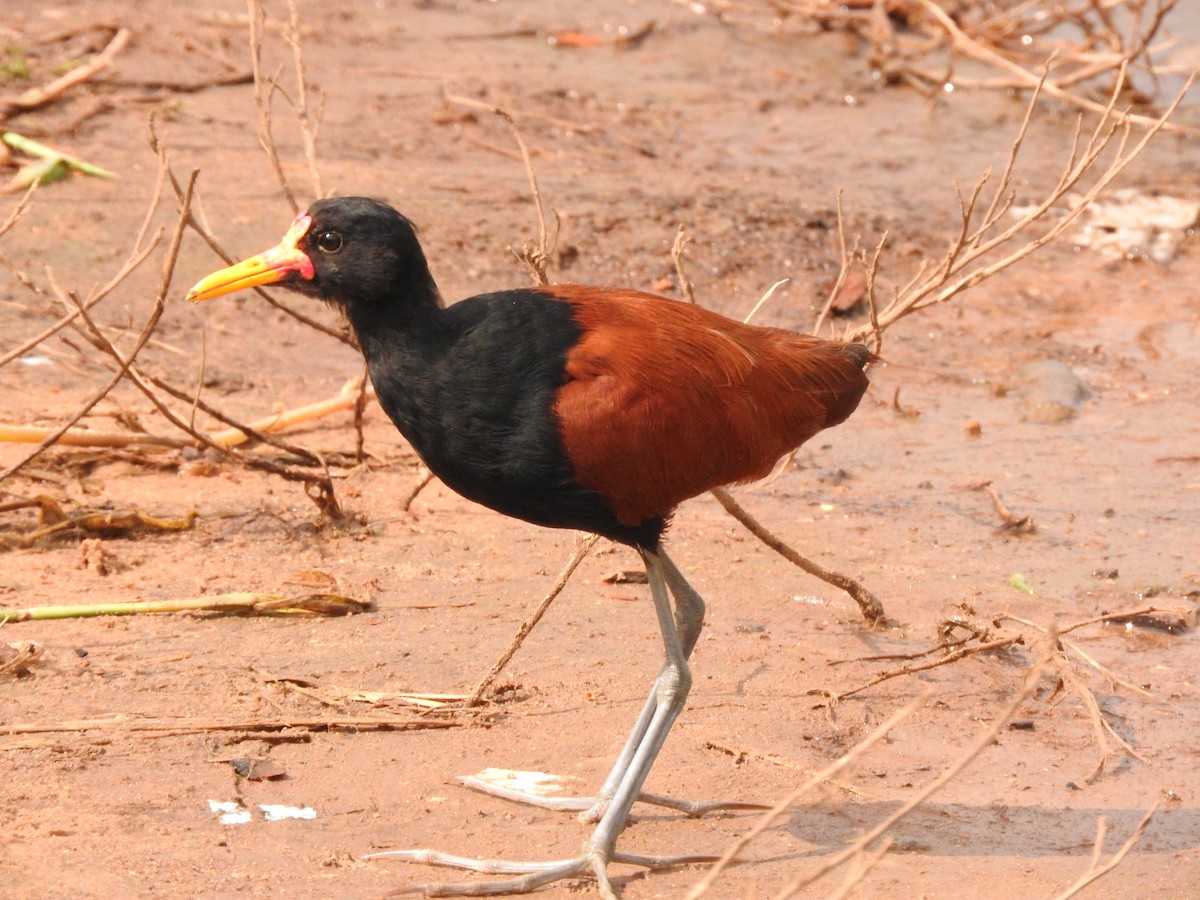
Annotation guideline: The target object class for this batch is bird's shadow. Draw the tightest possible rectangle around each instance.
[785,800,1195,857]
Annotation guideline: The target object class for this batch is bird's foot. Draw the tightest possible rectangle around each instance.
[458,770,768,824]
[366,845,719,898]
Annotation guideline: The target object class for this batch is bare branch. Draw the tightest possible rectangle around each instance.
[1052,802,1161,900]
[710,487,884,624]
[465,533,601,707]
[772,655,1054,898]
[247,0,298,212]
[845,71,1192,343]
[0,28,132,119]
[686,693,928,898]
[283,0,324,198]
[495,107,551,285]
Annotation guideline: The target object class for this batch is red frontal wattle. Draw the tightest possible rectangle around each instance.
[279,212,316,280]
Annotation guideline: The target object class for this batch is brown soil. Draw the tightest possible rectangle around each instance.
[2,3,1198,898]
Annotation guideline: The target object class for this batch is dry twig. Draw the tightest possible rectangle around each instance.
[495,108,553,285]
[0,27,132,120]
[840,69,1193,343]
[282,0,324,198]
[913,1,1198,137]
[0,713,458,736]
[247,0,297,213]
[710,486,884,624]
[0,592,368,623]
[466,533,601,707]
[1052,802,1161,900]
[686,692,928,898]
[825,634,1023,702]
[0,157,178,484]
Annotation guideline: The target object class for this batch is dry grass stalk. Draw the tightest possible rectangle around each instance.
[1,506,197,551]
[1052,801,1160,900]
[0,713,459,737]
[0,159,181,485]
[465,533,602,707]
[257,669,464,711]
[247,0,297,213]
[0,27,132,121]
[207,376,376,449]
[0,424,188,450]
[685,691,930,898]
[0,591,369,624]
[840,69,1192,345]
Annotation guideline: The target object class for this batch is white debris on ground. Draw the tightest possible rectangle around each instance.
[465,768,572,797]
[207,799,317,824]
[1065,189,1199,263]
[1013,189,1199,263]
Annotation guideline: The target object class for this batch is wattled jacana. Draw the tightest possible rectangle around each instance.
[187,197,871,897]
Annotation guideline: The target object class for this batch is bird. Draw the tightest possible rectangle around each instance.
[187,196,871,897]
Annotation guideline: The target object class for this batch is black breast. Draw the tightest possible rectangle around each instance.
[362,290,664,547]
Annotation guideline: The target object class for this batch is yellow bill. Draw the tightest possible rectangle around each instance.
[185,212,315,303]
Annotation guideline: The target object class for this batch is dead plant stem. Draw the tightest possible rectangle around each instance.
[773,657,1053,898]
[687,692,928,898]
[466,533,601,707]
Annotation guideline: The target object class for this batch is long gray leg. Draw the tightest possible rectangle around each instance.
[461,546,758,822]
[660,548,706,658]
[576,546,712,822]
[371,547,758,898]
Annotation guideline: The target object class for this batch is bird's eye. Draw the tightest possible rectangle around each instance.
[315,231,343,253]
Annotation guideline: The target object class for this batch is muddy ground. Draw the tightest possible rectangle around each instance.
[2,2,1199,898]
